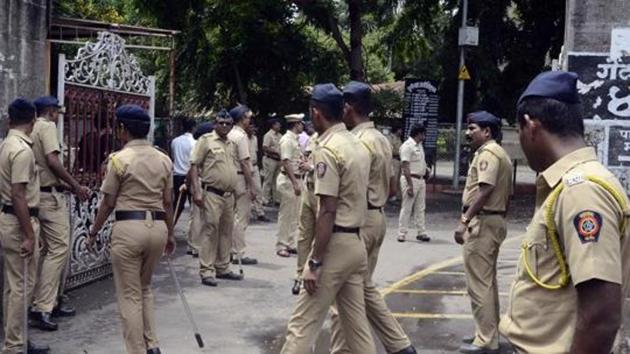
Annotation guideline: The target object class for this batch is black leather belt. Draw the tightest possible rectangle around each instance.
[367,203,382,210]
[115,210,165,221]
[203,184,229,197]
[410,174,425,180]
[237,171,244,175]
[393,155,400,160]
[2,205,39,217]
[281,171,303,178]
[40,186,61,193]
[332,225,359,234]
[462,206,506,216]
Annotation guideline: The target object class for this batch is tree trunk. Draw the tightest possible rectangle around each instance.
[348,0,364,81]
[232,62,247,104]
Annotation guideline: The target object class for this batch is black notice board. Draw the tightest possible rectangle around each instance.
[608,125,630,167]
[403,79,439,165]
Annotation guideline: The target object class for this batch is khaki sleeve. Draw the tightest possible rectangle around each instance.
[165,157,174,190]
[280,139,292,161]
[40,122,61,155]
[10,149,33,184]
[557,181,623,286]
[400,143,412,162]
[263,133,271,148]
[100,158,121,196]
[313,147,340,197]
[190,137,208,166]
[476,151,500,186]
[235,135,250,161]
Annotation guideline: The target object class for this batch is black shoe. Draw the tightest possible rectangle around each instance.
[201,277,218,287]
[462,335,475,344]
[232,256,258,265]
[27,340,50,354]
[291,279,301,295]
[459,343,499,354]
[287,247,297,255]
[416,234,431,242]
[216,271,243,281]
[147,348,162,354]
[393,346,417,354]
[52,303,76,317]
[257,215,270,222]
[29,311,58,331]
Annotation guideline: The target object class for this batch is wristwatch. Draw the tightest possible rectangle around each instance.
[460,215,471,225]
[308,258,323,271]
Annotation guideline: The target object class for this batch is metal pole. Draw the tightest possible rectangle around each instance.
[452,0,468,189]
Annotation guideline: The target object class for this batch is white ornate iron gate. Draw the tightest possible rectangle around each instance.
[57,31,155,288]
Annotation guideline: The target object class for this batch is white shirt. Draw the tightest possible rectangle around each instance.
[171,132,196,176]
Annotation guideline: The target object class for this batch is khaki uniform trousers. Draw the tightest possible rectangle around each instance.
[281,233,376,354]
[110,218,167,354]
[199,191,235,278]
[463,214,506,350]
[187,202,202,253]
[276,173,299,252]
[231,176,251,257]
[398,177,426,236]
[1,215,39,354]
[295,185,316,279]
[32,192,70,313]
[262,157,280,204]
[330,209,411,353]
[252,166,265,217]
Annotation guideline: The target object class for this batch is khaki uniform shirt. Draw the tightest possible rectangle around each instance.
[500,147,630,353]
[399,137,426,175]
[31,117,61,187]
[462,140,513,212]
[248,134,259,168]
[279,130,303,175]
[190,131,238,192]
[0,130,40,208]
[352,122,392,208]
[313,123,370,228]
[227,125,251,172]
[263,130,281,158]
[101,140,172,211]
[389,135,402,159]
[304,133,319,190]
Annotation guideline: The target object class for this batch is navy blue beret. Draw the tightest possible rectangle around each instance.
[268,117,280,125]
[194,122,214,139]
[9,98,36,112]
[216,109,231,119]
[115,104,150,122]
[518,71,580,105]
[343,81,372,108]
[33,96,61,111]
[467,111,501,126]
[311,83,343,107]
[229,105,250,120]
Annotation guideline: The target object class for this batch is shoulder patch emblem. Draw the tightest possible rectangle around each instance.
[573,210,603,243]
[316,162,327,178]
[480,160,489,171]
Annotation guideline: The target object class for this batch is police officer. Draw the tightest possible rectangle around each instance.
[262,117,282,205]
[29,96,91,331]
[246,122,268,222]
[292,131,318,294]
[328,81,416,354]
[189,111,243,286]
[227,105,258,265]
[454,111,512,353]
[276,114,305,257]
[499,71,630,353]
[397,124,430,242]
[281,84,375,354]
[185,122,214,258]
[87,104,175,354]
[0,98,50,353]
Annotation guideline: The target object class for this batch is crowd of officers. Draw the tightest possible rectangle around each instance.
[1,69,629,354]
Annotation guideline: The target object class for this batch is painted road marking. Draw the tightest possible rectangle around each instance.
[390,289,508,297]
[392,312,474,319]
[432,271,466,276]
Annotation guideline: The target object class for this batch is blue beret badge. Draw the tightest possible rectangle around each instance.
[573,210,602,243]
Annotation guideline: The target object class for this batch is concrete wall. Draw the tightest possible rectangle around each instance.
[564,0,630,53]
[0,0,48,119]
